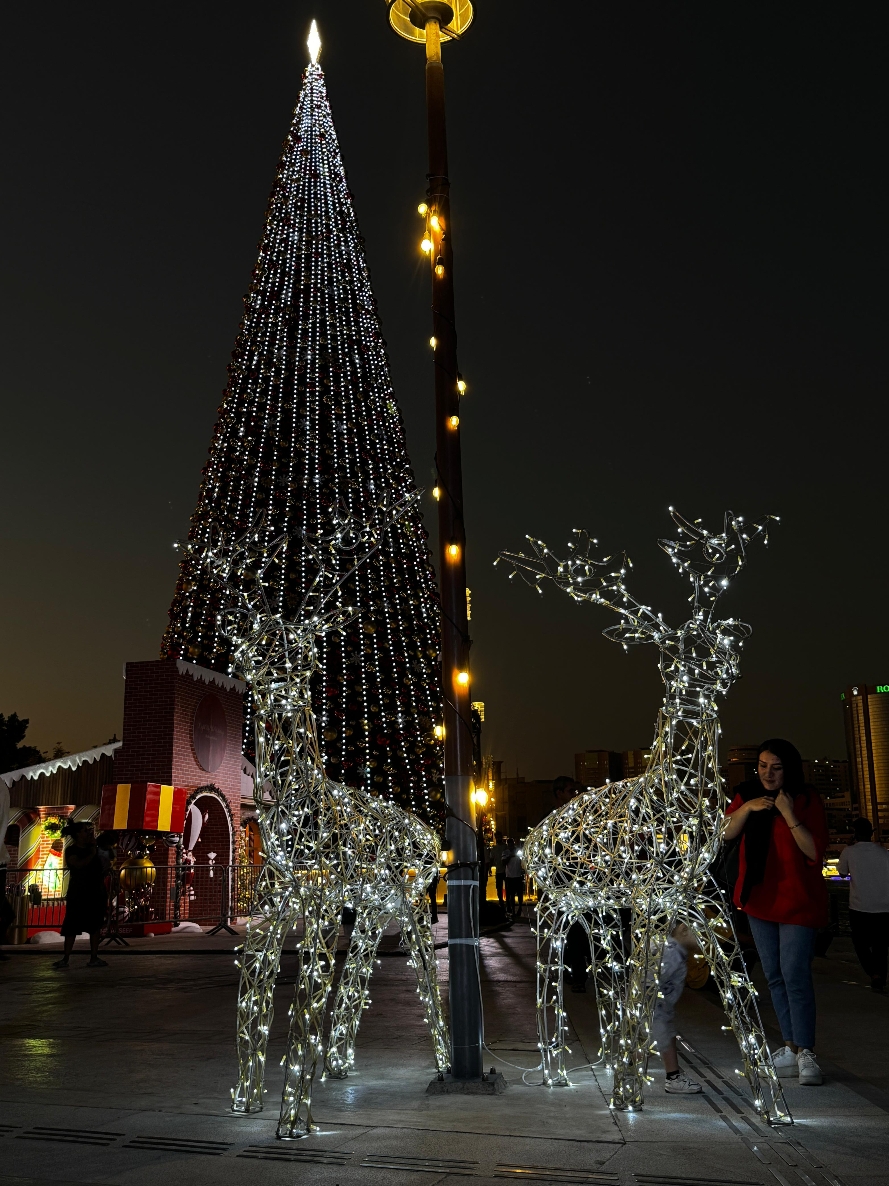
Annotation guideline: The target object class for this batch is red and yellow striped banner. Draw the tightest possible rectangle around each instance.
[100,784,187,833]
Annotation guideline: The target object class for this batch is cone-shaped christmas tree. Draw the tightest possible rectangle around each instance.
[162,57,444,816]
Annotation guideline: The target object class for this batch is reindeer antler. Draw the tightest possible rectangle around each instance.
[659,509,777,617]
[496,530,663,648]
[498,509,778,648]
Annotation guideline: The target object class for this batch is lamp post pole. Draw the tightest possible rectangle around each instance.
[387,0,483,1082]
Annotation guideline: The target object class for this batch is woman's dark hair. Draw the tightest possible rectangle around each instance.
[853,817,875,842]
[61,819,92,839]
[757,738,806,795]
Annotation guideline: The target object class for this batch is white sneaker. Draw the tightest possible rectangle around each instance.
[665,1070,703,1094]
[771,1045,799,1078]
[797,1049,823,1086]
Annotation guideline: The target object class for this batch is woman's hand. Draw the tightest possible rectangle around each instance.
[723,796,774,839]
[774,789,795,820]
[746,796,776,813]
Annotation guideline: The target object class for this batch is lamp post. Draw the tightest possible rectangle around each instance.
[386,0,484,1083]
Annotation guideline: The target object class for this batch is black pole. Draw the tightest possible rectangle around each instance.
[423,15,483,1081]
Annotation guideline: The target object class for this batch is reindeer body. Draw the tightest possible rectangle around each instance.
[200,505,449,1138]
[502,512,791,1124]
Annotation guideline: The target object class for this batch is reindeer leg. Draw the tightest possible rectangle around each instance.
[610,907,665,1111]
[231,871,296,1114]
[681,889,792,1126]
[398,890,450,1072]
[277,890,341,1139]
[534,894,572,1086]
[325,901,391,1079]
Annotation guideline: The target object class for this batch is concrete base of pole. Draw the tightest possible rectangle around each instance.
[426,1072,508,1095]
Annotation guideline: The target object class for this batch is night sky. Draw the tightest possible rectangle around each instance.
[2,3,884,777]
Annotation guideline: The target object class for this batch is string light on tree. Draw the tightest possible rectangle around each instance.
[162,25,444,816]
[498,509,791,1125]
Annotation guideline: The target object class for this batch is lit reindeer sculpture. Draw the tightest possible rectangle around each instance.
[201,497,449,1138]
[498,510,791,1125]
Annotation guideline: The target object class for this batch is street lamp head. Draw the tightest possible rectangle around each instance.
[387,0,474,45]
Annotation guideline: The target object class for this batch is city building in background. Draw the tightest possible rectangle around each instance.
[574,750,623,787]
[622,749,653,780]
[843,684,889,839]
[802,757,853,832]
[724,745,759,793]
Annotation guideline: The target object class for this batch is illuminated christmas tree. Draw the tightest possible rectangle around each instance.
[162,44,444,816]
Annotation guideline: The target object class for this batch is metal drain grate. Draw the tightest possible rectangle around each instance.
[16,1126,124,1147]
[360,1153,478,1175]
[635,1177,764,1186]
[123,1135,231,1156]
[238,1145,353,1166]
[497,1166,619,1184]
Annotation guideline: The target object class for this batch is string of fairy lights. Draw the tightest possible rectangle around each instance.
[162,50,444,817]
[498,510,791,1125]
[196,498,449,1139]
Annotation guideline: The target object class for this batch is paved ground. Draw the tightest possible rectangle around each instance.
[1,918,886,1186]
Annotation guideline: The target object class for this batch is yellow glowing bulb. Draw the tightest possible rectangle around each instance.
[417,202,429,216]
[430,214,441,231]
[456,377,467,394]
[434,259,445,279]
[421,235,433,253]
[432,485,441,500]
[434,724,445,740]
[430,336,437,349]
[447,543,460,559]
[448,414,459,429]
[473,788,488,808]
[456,670,470,687]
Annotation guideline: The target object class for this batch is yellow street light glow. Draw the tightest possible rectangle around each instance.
[430,214,441,232]
[472,788,488,808]
[307,20,322,64]
[446,543,460,559]
[417,202,429,216]
[448,414,459,429]
[456,670,470,686]
[434,724,445,740]
[432,485,441,500]
[421,235,433,253]
[434,258,445,278]
[456,376,467,394]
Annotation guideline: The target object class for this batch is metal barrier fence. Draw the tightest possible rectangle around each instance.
[2,863,264,944]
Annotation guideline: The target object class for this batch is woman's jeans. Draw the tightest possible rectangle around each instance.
[747,916,817,1050]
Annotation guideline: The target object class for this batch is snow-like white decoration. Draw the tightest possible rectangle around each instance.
[1,742,122,790]
[175,659,247,694]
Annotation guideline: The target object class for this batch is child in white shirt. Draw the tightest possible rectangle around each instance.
[652,922,703,1094]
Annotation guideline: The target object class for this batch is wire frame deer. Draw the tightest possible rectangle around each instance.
[198,496,449,1138]
[497,510,791,1125]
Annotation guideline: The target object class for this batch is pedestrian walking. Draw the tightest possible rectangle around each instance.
[53,821,110,969]
[652,922,703,1094]
[489,832,508,904]
[838,818,889,993]
[724,738,828,1086]
[503,839,525,920]
[550,776,591,990]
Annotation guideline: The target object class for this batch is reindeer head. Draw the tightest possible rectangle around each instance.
[188,493,420,715]
[497,509,776,719]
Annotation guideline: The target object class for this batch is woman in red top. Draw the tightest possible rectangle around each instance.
[725,738,828,1086]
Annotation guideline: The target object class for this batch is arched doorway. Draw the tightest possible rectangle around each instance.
[182,788,233,925]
